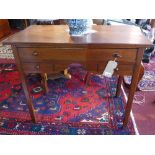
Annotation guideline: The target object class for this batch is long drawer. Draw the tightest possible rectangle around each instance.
[18,47,137,63]
[18,47,87,62]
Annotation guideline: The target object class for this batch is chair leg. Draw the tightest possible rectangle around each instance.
[64,68,71,79]
[41,73,48,94]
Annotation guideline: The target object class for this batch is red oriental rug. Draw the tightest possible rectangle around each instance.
[0,45,138,135]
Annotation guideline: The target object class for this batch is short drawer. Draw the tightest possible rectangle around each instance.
[18,47,87,62]
[22,63,54,73]
[87,49,137,63]
[22,63,72,73]
[98,62,134,75]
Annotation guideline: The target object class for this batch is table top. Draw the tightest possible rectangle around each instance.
[3,25,152,48]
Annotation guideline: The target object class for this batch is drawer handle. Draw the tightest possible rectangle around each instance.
[113,53,122,60]
[32,51,39,56]
[34,65,40,70]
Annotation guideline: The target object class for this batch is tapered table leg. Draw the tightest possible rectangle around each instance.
[116,76,123,97]
[123,49,144,128]
[138,63,144,83]
[22,73,37,123]
[11,45,36,123]
[84,71,91,86]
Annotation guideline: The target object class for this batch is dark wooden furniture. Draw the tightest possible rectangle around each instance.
[0,19,11,39]
[3,25,152,127]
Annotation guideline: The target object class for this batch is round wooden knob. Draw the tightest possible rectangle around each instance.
[113,53,122,59]
[32,51,39,56]
[34,65,40,70]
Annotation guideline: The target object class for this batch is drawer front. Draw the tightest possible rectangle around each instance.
[83,62,134,75]
[22,62,134,75]
[22,62,99,74]
[20,47,136,76]
[22,63,72,73]
[98,63,134,75]
[87,49,137,63]
[18,48,137,64]
[18,47,87,62]
[22,63,54,73]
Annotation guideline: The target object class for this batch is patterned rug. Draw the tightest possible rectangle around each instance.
[124,55,155,91]
[0,44,14,63]
[0,45,136,135]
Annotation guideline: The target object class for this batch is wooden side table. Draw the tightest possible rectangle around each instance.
[3,25,152,127]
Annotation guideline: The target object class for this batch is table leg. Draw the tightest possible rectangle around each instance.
[84,71,91,86]
[123,49,144,128]
[22,73,37,123]
[116,76,123,97]
[138,63,144,83]
[11,45,36,123]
